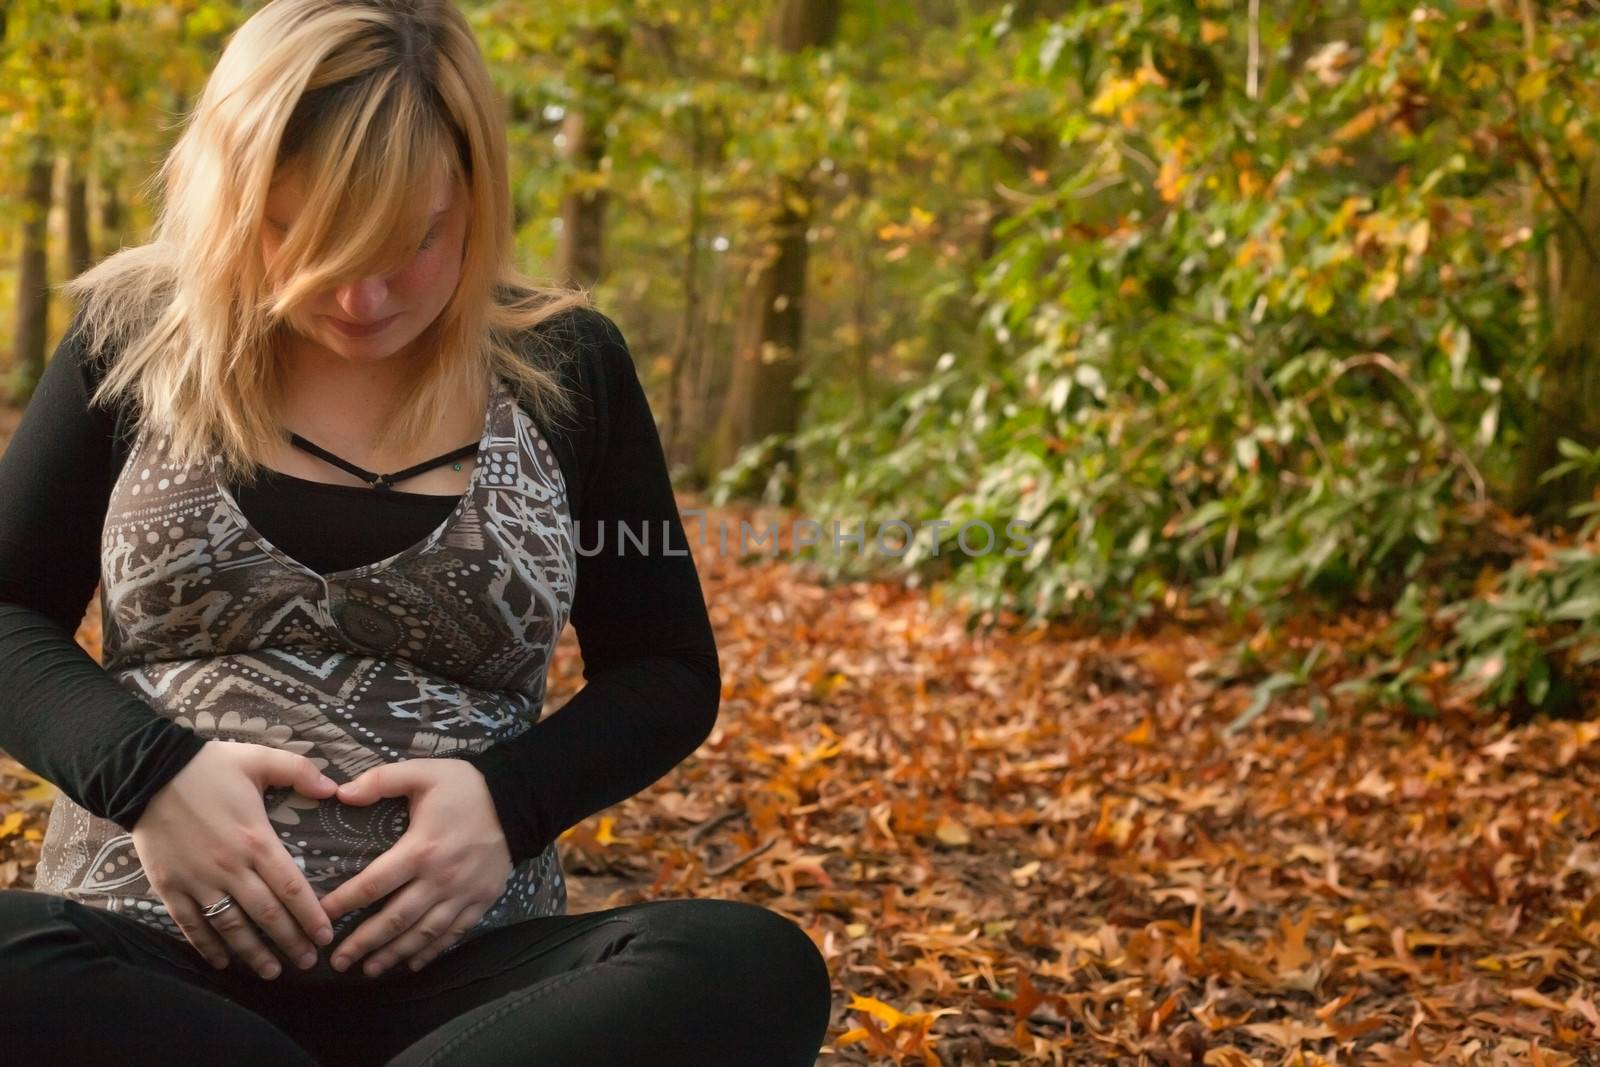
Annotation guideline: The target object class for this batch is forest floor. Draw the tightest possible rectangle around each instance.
[2,412,1598,1064]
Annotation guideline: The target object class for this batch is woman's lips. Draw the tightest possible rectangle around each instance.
[326,313,399,338]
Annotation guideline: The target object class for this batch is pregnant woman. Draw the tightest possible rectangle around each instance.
[0,0,831,1063]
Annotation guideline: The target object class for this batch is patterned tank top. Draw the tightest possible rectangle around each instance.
[33,374,578,949]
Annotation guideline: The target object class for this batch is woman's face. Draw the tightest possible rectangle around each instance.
[260,166,468,364]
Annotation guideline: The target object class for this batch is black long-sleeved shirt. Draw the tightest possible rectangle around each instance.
[0,303,719,869]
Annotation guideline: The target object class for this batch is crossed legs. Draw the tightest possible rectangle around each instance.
[0,888,833,1066]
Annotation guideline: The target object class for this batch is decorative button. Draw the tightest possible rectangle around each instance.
[333,598,403,652]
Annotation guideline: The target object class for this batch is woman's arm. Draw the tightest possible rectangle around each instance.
[460,311,721,866]
[0,307,208,832]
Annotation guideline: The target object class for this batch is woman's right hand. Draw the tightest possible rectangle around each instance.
[131,738,341,979]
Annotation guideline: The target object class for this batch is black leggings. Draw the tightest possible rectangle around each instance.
[0,887,832,1066]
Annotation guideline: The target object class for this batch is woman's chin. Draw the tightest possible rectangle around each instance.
[322,333,409,361]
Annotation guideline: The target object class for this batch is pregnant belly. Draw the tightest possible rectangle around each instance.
[263,787,412,897]
[84,658,540,911]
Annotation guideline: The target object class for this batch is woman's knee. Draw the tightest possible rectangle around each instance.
[0,889,116,1047]
[629,898,833,1032]
[388,899,833,1067]
[0,887,58,926]
[0,890,319,1065]
[0,888,74,978]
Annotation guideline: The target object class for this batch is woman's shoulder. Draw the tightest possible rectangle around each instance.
[56,302,131,428]
[501,298,640,512]
[516,301,630,380]
[509,300,639,436]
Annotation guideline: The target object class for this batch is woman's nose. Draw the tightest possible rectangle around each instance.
[333,276,391,321]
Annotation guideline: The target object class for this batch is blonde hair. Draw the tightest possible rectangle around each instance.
[60,0,591,489]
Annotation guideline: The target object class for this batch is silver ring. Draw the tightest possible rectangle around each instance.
[202,894,236,918]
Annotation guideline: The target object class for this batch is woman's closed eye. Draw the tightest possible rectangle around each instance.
[266,220,438,253]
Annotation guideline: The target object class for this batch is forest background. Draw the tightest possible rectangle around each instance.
[4,1,1600,1062]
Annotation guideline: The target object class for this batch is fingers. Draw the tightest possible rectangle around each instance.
[327,866,422,973]
[358,897,469,978]
[200,867,298,980]
[206,863,331,979]
[138,744,339,979]
[167,892,233,971]
[323,845,418,972]
[334,762,396,805]
[256,841,335,956]
[251,747,340,800]
[405,903,486,973]
[319,839,417,924]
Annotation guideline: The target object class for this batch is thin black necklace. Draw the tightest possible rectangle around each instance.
[286,434,481,492]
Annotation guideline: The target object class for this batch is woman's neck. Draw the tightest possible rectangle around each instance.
[273,334,487,470]
[277,332,428,412]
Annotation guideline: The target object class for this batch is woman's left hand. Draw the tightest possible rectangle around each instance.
[318,759,513,977]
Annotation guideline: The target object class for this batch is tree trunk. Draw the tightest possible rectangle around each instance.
[556,24,625,289]
[1510,151,1600,526]
[708,0,841,499]
[710,170,815,496]
[9,147,56,403]
[65,152,94,281]
[97,161,124,257]
[666,103,709,475]
[846,163,875,415]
